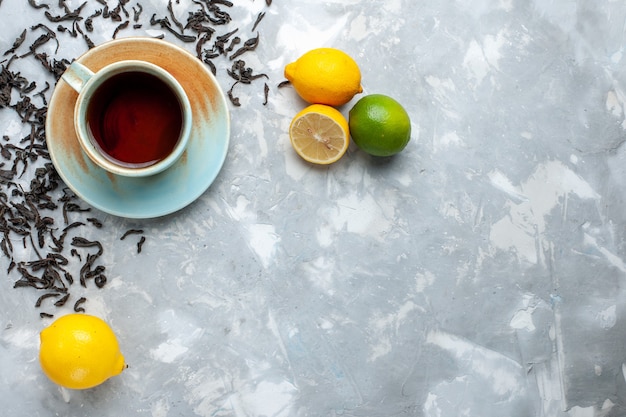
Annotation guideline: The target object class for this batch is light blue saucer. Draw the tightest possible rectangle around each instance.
[46,37,230,219]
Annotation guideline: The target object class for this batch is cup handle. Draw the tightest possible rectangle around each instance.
[61,61,95,93]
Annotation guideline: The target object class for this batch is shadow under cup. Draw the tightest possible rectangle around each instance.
[71,60,192,177]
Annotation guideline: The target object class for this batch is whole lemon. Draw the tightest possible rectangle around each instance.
[284,48,363,106]
[349,94,411,157]
[39,314,125,389]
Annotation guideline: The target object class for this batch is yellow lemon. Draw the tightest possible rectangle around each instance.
[289,104,350,164]
[39,314,125,390]
[284,48,363,106]
[349,94,411,157]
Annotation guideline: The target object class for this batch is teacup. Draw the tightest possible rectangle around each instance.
[61,60,192,177]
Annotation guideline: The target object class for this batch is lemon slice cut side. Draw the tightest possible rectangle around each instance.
[289,104,349,165]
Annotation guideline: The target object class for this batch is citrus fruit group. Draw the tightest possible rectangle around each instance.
[289,104,350,164]
[39,314,125,390]
[284,48,363,106]
[348,94,411,157]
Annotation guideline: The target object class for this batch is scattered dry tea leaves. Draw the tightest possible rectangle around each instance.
[2,0,274,317]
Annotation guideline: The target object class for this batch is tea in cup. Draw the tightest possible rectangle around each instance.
[61,60,192,177]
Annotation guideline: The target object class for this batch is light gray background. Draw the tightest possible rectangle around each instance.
[1,0,626,416]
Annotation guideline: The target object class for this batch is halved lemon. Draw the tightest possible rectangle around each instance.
[288,104,349,165]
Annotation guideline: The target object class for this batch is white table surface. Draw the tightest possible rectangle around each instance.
[1,0,626,416]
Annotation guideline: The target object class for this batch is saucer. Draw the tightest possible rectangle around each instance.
[46,37,230,219]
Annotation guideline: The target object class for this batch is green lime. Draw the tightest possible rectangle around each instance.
[348,94,411,157]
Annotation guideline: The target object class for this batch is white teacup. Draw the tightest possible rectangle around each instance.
[62,60,192,177]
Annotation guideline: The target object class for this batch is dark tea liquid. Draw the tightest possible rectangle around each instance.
[86,71,183,167]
